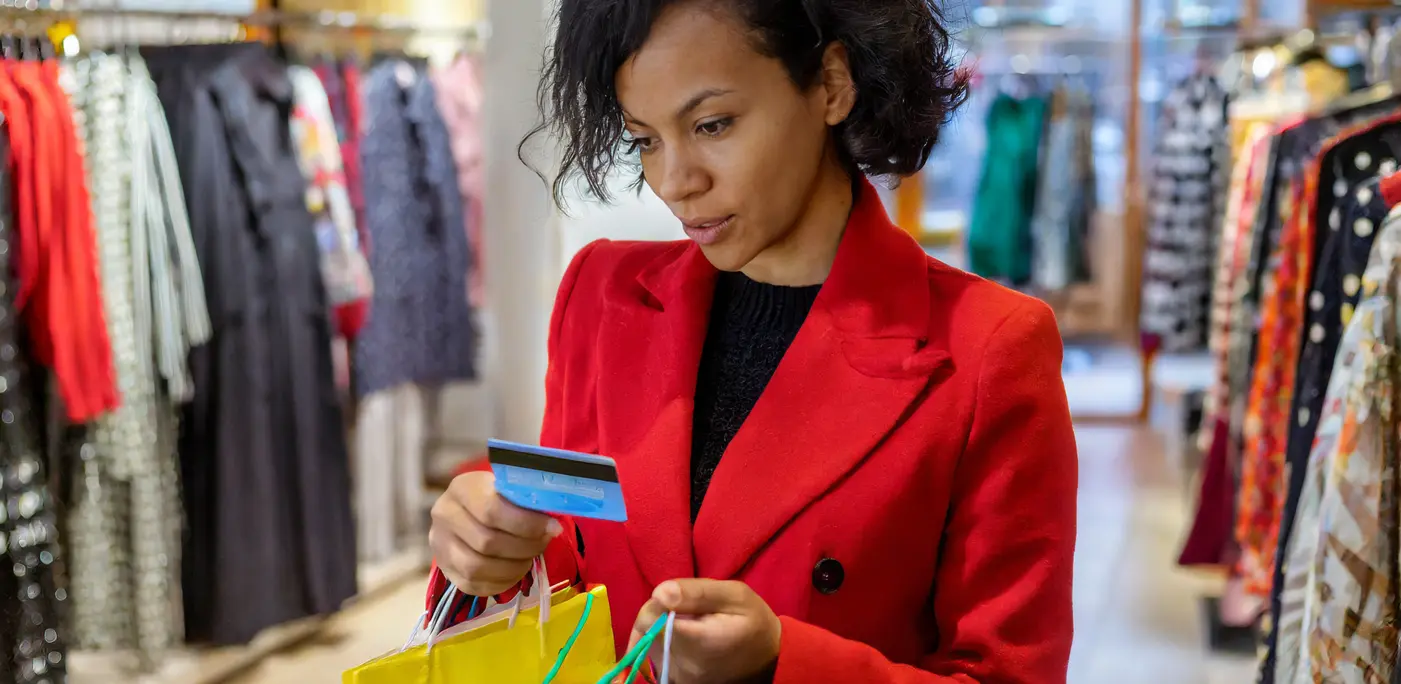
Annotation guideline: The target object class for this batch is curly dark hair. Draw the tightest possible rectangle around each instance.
[524,0,971,205]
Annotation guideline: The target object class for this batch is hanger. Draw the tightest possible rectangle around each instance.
[119,12,132,56]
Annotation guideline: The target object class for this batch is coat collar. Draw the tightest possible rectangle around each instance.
[635,178,933,344]
[598,177,949,586]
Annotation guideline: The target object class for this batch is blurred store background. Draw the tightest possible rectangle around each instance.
[0,0,1391,681]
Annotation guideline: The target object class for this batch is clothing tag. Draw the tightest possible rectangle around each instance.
[487,439,628,522]
[535,556,551,625]
[395,62,416,89]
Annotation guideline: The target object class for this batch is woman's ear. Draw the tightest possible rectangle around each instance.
[820,42,856,126]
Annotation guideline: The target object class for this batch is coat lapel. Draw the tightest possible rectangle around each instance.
[692,179,950,580]
[596,242,717,586]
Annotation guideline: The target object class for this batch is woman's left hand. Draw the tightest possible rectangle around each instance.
[627,579,781,684]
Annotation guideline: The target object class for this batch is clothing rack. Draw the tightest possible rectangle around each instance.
[1131,0,1401,426]
[0,4,489,40]
[0,7,462,677]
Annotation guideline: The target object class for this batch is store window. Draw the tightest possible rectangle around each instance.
[922,0,1300,238]
[921,0,1133,239]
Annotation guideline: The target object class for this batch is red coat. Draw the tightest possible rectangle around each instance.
[427,179,1077,682]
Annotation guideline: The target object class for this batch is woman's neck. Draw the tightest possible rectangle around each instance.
[739,155,854,287]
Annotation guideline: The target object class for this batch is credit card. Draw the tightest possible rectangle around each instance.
[486,439,628,522]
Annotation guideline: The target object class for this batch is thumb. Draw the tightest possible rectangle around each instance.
[652,579,747,615]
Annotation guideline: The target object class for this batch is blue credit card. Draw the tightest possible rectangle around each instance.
[487,439,628,523]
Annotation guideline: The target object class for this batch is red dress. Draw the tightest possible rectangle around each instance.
[2,59,117,422]
[428,179,1078,682]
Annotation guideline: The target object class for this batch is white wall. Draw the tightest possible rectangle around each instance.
[427,0,560,447]
[557,175,683,269]
[433,0,683,451]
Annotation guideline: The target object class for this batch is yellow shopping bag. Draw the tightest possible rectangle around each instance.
[344,570,616,684]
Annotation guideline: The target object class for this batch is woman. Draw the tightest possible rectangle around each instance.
[427,0,1078,681]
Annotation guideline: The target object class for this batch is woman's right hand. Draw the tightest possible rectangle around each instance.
[429,471,563,597]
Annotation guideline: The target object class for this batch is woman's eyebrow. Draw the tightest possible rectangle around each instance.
[622,88,734,128]
[674,88,733,120]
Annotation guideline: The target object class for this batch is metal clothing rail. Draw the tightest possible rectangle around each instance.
[0,3,490,39]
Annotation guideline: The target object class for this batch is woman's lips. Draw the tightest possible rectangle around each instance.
[681,215,734,246]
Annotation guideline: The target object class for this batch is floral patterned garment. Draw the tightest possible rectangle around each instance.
[1302,294,1396,682]
[1271,293,1389,684]
[288,66,370,316]
[1228,134,1282,474]
[1270,203,1401,684]
[288,65,372,392]
[1237,177,1308,596]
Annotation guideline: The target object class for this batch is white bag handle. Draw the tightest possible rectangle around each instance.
[659,611,677,684]
[534,555,551,626]
[401,580,460,652]
[408,555,554,654]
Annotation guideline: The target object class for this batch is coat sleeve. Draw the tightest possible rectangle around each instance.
[424,240,611,619]
[773,301,1078,684]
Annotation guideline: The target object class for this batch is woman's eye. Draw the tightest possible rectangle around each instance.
[697,118,731,137]
[627,136,657,154]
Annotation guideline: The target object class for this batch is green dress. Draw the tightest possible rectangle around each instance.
[968,93,1048,283]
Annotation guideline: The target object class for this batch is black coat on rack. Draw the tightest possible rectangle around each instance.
[142,41,358,646]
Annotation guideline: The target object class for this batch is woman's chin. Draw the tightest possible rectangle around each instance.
[696,243,753,273]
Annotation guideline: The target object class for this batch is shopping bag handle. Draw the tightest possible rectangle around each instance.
[596,610,676,684]
[400,580,460,652]
[407,555,554,654]
[659,612,675,684]
[542,594,676,684]
[534,556,551,626]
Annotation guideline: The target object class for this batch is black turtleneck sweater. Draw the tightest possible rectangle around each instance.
[690,271,822,521]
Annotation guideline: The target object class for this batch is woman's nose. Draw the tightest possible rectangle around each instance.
[652,147,710,204]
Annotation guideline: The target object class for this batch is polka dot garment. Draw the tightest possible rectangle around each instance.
[1285,170,1395,518]
[354,60,478,396]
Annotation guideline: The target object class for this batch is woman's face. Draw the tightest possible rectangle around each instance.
[616,3,843,273]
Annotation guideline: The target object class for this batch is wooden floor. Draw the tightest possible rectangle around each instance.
[208,423,1256,683]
